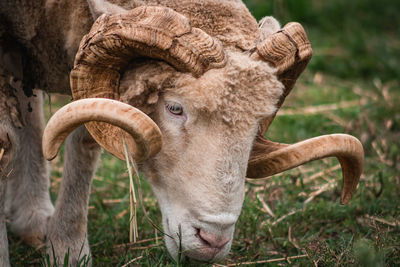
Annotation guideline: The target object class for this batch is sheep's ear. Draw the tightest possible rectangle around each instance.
[87,0,127,20]
[258,16,281,41]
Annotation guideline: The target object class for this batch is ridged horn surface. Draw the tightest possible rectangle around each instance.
[69,6,226,159]
[247,134,364,204]
[43,98,162,162]
[255,22,312,135]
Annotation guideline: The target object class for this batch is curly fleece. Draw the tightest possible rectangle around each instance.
[119,50,284,131]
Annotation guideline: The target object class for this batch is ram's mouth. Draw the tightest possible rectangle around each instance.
[163,219,185,261]
[163,218,224,263]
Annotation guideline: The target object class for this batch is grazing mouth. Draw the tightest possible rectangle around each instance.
[164,221,230,263]
[164,219,218,262]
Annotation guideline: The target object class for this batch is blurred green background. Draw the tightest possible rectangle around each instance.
[244,0,400,82]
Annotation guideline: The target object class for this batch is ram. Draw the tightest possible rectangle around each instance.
[0,0,364,265]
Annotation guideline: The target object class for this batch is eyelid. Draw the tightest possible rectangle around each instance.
[166,102,183,115]
[164,101,187,121]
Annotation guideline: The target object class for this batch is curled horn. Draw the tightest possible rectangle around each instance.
[247,23,364,204]
[254,22,312,134]
[42,6,226,162]
[247,135,364,204]
[43,99,161,161]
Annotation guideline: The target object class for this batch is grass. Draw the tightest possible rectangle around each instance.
[7,0,400,266]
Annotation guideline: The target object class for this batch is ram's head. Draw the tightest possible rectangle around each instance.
[42,6,363,263]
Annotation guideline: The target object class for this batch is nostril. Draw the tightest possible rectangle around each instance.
[195,228,229,249]
[195,228,211,247]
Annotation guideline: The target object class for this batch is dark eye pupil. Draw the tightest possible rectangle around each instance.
[167,103,183,115]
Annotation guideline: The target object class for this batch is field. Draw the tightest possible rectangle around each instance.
[8,0,400,266]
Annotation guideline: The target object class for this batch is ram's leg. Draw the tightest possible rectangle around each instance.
[5,88,54,247]
[46,125,101,266]
[0,172,10,267]
[0,69,19,267]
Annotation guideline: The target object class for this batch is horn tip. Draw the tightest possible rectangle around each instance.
[46,154,57,161]
[340,193,352,205]
[43,147,58,161]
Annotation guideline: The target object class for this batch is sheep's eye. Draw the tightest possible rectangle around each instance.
[165,102,183,116]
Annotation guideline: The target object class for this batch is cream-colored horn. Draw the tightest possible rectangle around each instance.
[247,134,364,204]
[248,22,363,204]
[69,6,226,159]
[253,22,312,135]
[42,98,162,162]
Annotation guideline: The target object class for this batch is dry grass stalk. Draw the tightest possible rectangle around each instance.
[353,86,378,101]
[271,210,299,226]
[0,148,12,182]
[372,141,393,165]
[288,226,301,250]
[252,186,266,194]
[277,100,359,116]
[102,198,124,204]
[373,78,394,108]
[113,236,164,249]
[224,254,307,266]
[155,228,159,245]
[122,137,173,242]
[256,193,276,217]
[304,179,335,204]
[0,148,4,162]
[300,164,341,185]
[94,175,128,189]
[297,165,317,174]
[114,243,161,252]
[365,214,399,227]
[122,135,138,243]
[116,209,128,219]
[121,255,143,267]
[325,113,348,128]
[362,113,377,136]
